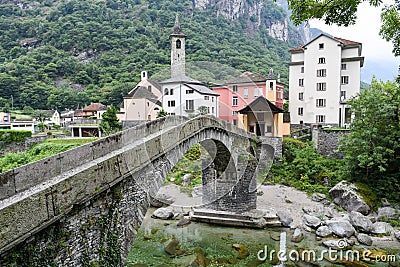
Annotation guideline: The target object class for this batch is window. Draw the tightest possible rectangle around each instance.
[176,39,181,49]
[232,111,238,116]
[169,113,176,116]
[317,69,326,77]
[233,85,238,93]
[185,100,194,111]
[254,88,262,98]
[168,100,175,107]
[148,85,152,92]
[212,97,214,102]
[298,107,303,116]
[212,107,215,113]
[266,126,272,133]
[269,82,274,90]
[319,43,324,49]
[316,82,326,91]
[249,125,254,133]
[299,92,304,100]
[164,88,169,95]
[299,79,304,87]
[244,88,248,98]
[204,96,209,100]
[316,115,326,123]
[300,66,304,73]
[169,89,174,95]
[316,99,326,107]
[186,89,194,94]
[318,57,326,64]
[341,63,347,70]
[340,91,346,101]
[233,119,237,126]
[341,76,349,84]
[232,96,238,106]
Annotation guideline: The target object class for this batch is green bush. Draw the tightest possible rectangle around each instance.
[0,130,32,143]
[268,139,343,195]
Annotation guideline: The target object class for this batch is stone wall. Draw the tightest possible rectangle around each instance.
[0,115,277,266]
[312,127,350,158]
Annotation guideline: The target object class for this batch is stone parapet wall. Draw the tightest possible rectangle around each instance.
[312,127,350,158]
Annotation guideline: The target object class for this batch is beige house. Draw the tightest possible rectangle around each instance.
[118,71,162,122]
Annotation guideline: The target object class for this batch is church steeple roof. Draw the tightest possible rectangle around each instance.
[171,14,186,37]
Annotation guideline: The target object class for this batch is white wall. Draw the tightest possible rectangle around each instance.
[289,35,362,126]
[162,82,218,117]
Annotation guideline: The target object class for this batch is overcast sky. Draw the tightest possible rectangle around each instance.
[309,0,399,82]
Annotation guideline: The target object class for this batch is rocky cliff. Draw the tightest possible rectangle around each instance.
[193,0,311,43]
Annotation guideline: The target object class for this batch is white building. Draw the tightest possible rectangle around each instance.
[118,71,162,122]
[289,34,364,127]
[161,15,219,117]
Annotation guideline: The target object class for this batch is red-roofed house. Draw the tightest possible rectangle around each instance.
[289,33,364,127]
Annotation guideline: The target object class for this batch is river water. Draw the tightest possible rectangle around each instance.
[126,208,400,267]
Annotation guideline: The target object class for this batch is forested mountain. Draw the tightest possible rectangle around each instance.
[0,0,305,111]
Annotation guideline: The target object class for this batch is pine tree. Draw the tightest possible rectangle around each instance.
[99,106,122,136]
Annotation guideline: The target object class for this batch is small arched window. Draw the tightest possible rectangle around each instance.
[164,88,169,95]
[176,39,182,49]
[318,57,326,64]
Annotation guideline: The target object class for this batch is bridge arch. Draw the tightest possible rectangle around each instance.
[0,116,279,266]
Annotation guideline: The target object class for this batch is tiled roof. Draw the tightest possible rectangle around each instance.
[83,103,106,112]
[184,83,219,96]
[238,96,284,114]
[224,72,267,84]
[160,74,200,84]
[127,86,159,99]
[333,37,361,45]
[289,34,361,52]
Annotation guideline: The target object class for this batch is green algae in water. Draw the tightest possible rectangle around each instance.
[126,209,400,267]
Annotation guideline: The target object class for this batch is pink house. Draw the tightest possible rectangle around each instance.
[212,71,285,126]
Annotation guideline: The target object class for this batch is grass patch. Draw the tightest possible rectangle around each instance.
[0,138,97,173]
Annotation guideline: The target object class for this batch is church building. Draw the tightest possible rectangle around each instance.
[161,15,219,117]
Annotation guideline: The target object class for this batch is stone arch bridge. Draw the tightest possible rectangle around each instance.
[0,116,281,266]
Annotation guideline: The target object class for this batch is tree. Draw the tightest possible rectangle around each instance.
[198,106,209,115]
[32,110,52,123]
[99,105,122,136]
[286,0,400,57]
[339,79,400,201]
[156,109,168,118]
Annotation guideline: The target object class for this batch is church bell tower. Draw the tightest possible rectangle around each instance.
[170,14,186,77]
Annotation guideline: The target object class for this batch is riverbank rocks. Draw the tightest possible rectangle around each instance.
[394,229,400,241]
[329,181,370,215]
[150,193,175,208]
[316,226,332,237]
[377,207,399,220]
[152,208,174,220]
[357,233,373,246]
[277,211,293,227]
[181,174,192,186]
[303,214,321,228]
[326,219,355,238]
[349,211,373,233]
[371,222,393,235]
[291,228,304,242]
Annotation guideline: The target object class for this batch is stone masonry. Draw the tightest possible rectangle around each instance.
[0,116,280,266]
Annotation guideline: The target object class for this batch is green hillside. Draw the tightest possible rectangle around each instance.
[0,0,301,111]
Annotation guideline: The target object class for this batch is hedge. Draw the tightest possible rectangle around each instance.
[0,130,32,143]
